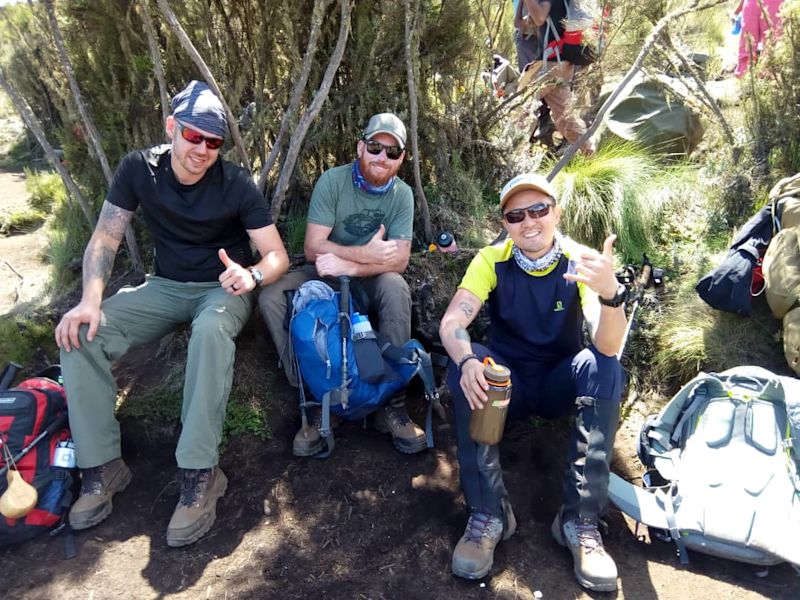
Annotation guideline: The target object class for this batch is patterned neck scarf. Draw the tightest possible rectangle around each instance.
[512,234,563,273]
[352,159,395,195]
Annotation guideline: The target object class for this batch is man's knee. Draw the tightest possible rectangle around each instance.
[191,306,241,342]
[572,347,624,401]
[371,272,411,304]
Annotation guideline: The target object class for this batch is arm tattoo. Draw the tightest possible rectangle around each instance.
[458,301,475,319]
[454,327,471,343]
[97,202,134,243]
[84,245,116,286]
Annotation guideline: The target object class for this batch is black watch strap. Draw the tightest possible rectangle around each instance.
[598,284,627,308]
[457,353,479,372]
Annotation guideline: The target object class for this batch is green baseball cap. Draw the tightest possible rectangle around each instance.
[363,113,407,148]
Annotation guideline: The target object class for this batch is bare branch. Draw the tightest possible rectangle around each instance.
[270,0,352,220]
[138,0,170,124]
[403,0,432,242]
[155,0,251,172]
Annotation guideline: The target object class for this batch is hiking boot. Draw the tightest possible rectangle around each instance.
[551,512,618,592]
[374,404,427,454]
[69,458,132,530]
[452,506,517,579]
[166,467,228,547]
[293,406,336,457]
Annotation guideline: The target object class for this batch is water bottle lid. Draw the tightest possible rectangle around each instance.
[483,356,511,384]
[352,313,368,323]
[436,230,454,247]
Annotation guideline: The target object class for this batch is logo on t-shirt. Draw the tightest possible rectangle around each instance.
[554,300,565,312]
[344,208,386,237]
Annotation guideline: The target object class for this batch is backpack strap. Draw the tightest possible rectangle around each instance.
[379,340,442,449]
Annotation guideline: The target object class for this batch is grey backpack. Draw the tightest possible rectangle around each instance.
[609,366,800,567]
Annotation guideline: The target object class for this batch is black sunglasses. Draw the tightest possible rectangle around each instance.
[364,139,404,160]
[176,121,224,150]
[503,202,555,224]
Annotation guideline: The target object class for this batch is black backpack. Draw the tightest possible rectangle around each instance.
[0,363,76,546]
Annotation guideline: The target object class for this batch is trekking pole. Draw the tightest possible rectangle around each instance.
[0,413,68,478]
[617,256,656,360]
[0,362,21,391]
[338,275,351,411]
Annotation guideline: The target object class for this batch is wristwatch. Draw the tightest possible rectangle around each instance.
[598,283,627,308]
[249,267,264,287]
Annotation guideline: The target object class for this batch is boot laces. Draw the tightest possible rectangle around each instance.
[574,518,606,554]
[465,511,503,544]
[177,468,213,508]
[384,405,411,428]
[80,465,105,495]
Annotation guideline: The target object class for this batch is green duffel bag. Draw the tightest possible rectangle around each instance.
[772,173,800,229]
[783,306,800,375]
[763,226,800,319]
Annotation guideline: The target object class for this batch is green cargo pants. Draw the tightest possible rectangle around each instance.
[61,275,254,470]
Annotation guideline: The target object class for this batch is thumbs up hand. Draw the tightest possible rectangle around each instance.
[563,234,620,300]
[364,224,399,264]
[218,248,255,295]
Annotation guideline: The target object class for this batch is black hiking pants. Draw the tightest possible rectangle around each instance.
[448,344,624,524]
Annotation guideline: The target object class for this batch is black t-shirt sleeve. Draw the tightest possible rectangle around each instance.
[233,168,272,229]
[106,151,145,211]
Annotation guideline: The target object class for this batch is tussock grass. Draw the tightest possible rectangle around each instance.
[551,141,693,261]
[25,169,66,212]
[0,208,46,235]
[46,196,93,292]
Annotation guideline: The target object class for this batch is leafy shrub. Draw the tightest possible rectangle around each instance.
[0,314,58,368]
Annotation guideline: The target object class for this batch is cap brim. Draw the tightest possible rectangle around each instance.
[500,182,555,209]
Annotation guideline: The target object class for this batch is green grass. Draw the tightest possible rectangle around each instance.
[25,169,67,212]
[551,141,696,262]
[46,195,93,292]
[0,208,46,235]
[284,211,307,255]
[0,314,58,369]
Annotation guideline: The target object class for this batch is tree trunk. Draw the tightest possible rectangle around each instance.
[0,68,95,228]
[155,0,251,172]
[270,0,352,220]
[138,0,170,124]
[548,0,727,181]
[43,0,143,273]
[257,0,333,193]
[403,0,432,243]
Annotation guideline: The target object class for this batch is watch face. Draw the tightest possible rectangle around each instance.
[251,268,263,285]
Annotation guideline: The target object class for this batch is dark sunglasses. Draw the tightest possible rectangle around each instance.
[176,121,224,150]
[364,139,404,160]
[503,202,555,224]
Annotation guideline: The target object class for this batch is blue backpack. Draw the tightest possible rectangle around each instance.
[289,279,441,456]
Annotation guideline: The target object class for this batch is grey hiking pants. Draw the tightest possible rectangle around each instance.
[258,264,412,387]
[61,275,254,470]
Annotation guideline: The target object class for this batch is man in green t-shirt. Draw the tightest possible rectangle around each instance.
[259,113,426,456]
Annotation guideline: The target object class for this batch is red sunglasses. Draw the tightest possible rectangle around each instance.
[503,202,555,224]
[176,121,224,150]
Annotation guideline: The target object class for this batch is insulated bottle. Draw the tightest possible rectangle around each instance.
[469,357,511,445]
[352,313,385,383]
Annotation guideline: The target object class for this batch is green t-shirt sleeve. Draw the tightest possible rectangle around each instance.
[307,170,337,228]
[386,185,414,241]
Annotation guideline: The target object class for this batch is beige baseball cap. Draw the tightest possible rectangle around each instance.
[499,173,557,209]
[363,113,407,148]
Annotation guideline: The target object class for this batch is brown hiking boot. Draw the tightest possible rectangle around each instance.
[374,404,427,454]
[452,506,517,579]
[551,512,618,592]
[69,458,132,530]
[293,406,339,457]
[166,467,228,547]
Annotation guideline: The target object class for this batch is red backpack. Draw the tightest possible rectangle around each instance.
[0,364,75,546]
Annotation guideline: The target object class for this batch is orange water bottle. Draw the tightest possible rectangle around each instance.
[469,357,511,445]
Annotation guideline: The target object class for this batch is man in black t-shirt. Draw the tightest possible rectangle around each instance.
[54,80,289,547]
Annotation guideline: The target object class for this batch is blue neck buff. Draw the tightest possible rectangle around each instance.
[352,160,395,195]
